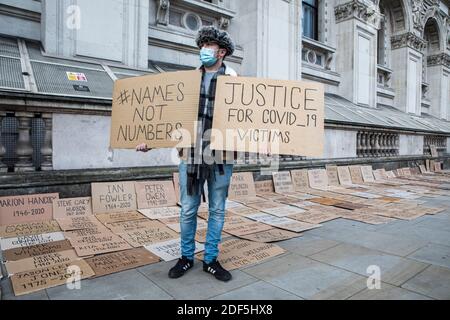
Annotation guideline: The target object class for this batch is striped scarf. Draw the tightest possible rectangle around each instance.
[186,64,227,196]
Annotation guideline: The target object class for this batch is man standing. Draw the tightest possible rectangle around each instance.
[137,26,237,282]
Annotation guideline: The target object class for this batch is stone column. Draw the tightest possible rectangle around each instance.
[0,111,7,172]
[14,112,34,172]
[40,113,53,171]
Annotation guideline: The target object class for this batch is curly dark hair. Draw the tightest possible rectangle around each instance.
[195,26,235,57]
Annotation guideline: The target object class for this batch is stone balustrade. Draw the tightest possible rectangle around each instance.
[357,130,399,158]
[0,111,52,172]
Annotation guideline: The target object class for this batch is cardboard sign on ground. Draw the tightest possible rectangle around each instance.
[10,260,94,297]
[211,76,325,156]
[262,205,306,217]
[104,219,156,234]
[145,238,204,262]
[95,211,146,225]
[0,193,59,226]
[115,221,179,248]
[247,201,284,211]
[246,212,321,233]
[2,240,73,262]
[68,230,132,257]
[272,171,295,194]
[138,207,180,220]
[337,166,353,185]
[0,232,66,251]
[64,227,110,239]
[309,197,344,206]
[134,181,177,209]
[308,169,329,189]
[288,211,340,224]
[110,70,202,149]
[349,166,364,184]
[326,165,340,187]
[361,166,375,183]
[223,217,273,237]
[238,229,302,243]
[196,239,285,271]
[228,173,257,199]
[226,205,260,217]
[5,249,79,276]
[290,169,310,190]
[91,181,137,214]
[0,220,61,238]
[52,197,92,219]
[56,216,105,231]
[430,145,438,157]
[85,248,160,278]
[254,180,275,195]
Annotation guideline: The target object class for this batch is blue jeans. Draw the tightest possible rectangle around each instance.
[178,161,234,264]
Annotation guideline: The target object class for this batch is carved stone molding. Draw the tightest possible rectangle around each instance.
[156,0,170,26]
[411,0,440,31]
[391,32,427,51]
[334,0,381,28]
[219,16,230,30]
[427,53,450,68]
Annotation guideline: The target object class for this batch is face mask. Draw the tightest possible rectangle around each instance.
[200,48,218,67]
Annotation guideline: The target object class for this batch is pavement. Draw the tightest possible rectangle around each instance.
[1,194,449,300]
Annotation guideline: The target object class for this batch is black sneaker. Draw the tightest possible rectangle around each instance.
[203,260,232,282]
[168,257,194,279]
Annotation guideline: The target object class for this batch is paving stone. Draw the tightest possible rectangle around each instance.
[310,243,429,286]
[349,283,432,300]
[209,280,302,300]
[407,243,450,269]
[402,265,450,300]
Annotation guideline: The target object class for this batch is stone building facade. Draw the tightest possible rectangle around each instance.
[0,0,449,194]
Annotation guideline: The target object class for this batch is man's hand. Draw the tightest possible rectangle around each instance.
[136,143,151,153]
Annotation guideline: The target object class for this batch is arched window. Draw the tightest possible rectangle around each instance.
[302,0,319,40]
[423,18,441,84]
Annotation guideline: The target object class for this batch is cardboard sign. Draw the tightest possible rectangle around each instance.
[10,260,94,297]
[434,162,442,172]
[138,207,180,220]
[68,231,132,257]
[91,181,137,214]
[361,166,375,183]
[56,216,105,231]
[430,160,436,172]
[5,249,79,276]
[1,232,65,251]
[308,169,328,189]
[135,181,177,209]
[226,205,259,217]
[115,221,179,247]
[262,205,306,217]
[95,211,146,225]
[238,229,301,243]
[337,166,353,185]
[290,169,310,190]
[211,76,324,156]
[0,221,61,238]
[246,212,321,233]
[0,193,59,226]
[64,227,110,239]
[52,197,92,219]
[349,166,364,184]
[2,240,73,262]
[223,217,273,237]
[326,165,340,187]
[430,145,438,157]
[86,248,160,277]
[228,172,257,199]
[172,173,181,204]
[247,201,284,211]
[289,211,340,224]
[104,219,156,234]
[254,180,275,195]
[272,171,295,193]
[196,239,285,271]
[145,238,204,262]
[310,197,344,206]
[110,70,202,149]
